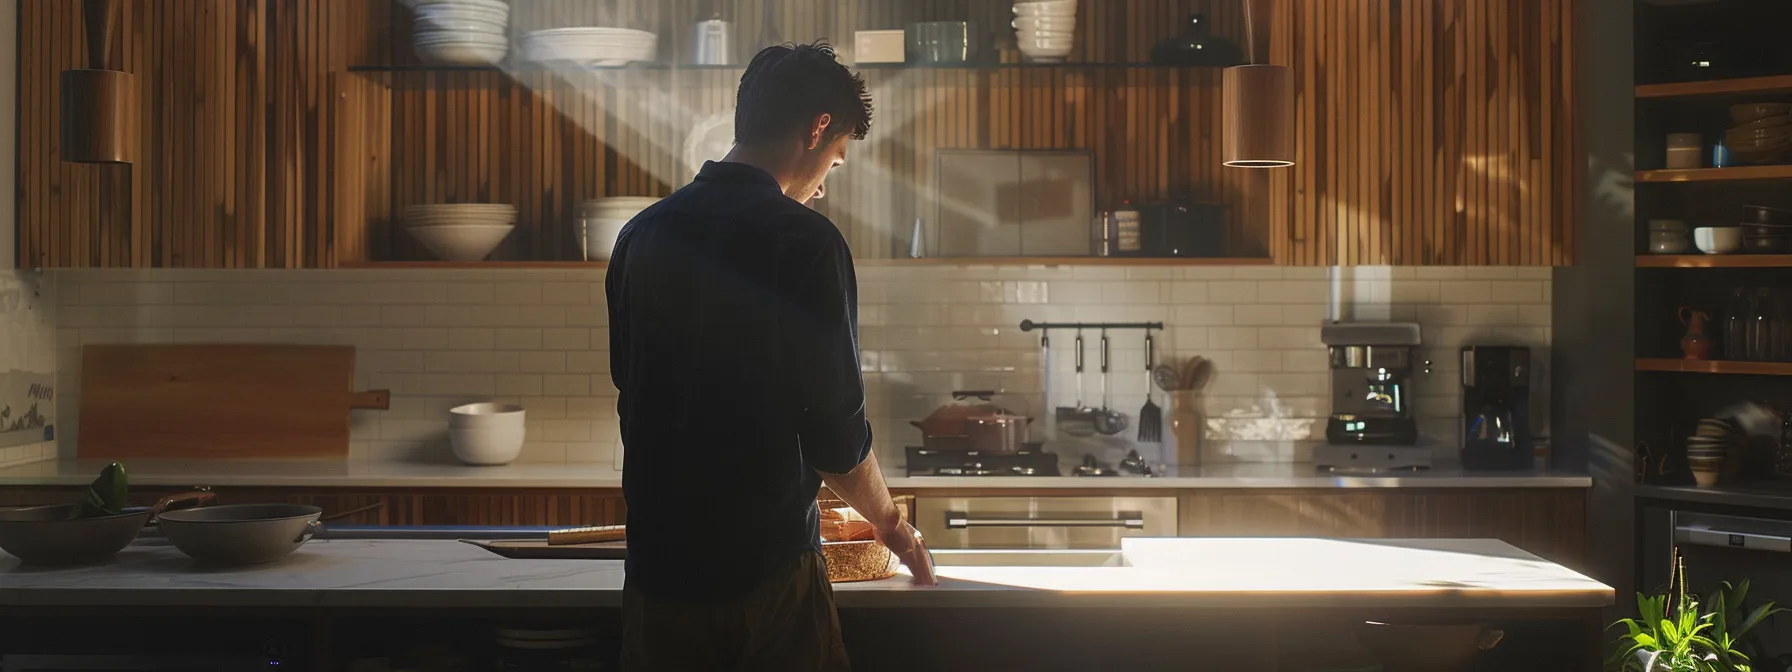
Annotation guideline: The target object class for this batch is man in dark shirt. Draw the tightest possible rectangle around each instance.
[606,43,936,671]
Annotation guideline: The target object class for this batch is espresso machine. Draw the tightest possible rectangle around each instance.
[1460,345,1531,470]
[1314,322,1432,472]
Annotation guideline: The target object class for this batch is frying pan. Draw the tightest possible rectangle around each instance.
[153,502,382,566]
[0,491,213,566]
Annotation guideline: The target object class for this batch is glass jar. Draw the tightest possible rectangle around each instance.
[1649,219,1690,254]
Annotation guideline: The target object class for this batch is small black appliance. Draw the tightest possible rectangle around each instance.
[1460,345,1531,470]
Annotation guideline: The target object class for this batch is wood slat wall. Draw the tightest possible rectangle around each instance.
[16,0,1577,268]
[16,0,384,269]
[1268,0,1578,266]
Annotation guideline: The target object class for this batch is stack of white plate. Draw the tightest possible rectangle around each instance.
[578,197,659,261]
[410,0,510,65]
[1013,0,1076,61]
[521,27,658,67]
[404,204,517,261]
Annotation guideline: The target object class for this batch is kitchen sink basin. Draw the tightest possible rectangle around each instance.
[929,549,1128,567]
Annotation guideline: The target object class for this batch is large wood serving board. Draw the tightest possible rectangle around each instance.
[461,539,628,560]
[78,344,389,459]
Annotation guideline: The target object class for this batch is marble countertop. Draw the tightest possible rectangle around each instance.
[0,537,1612,611]
[0,459,1591,489]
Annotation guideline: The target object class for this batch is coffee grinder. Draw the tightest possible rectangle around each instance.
[1460,345,1531,470]
[1314,322,1432,472]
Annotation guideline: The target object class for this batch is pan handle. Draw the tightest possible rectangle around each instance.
[350,390,392,410]
[148,489,215,515]
[295,520,321,545]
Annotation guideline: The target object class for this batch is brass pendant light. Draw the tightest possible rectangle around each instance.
[61,0,137,164]
[1221,0,1292,168]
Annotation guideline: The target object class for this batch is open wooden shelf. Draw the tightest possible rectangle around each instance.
[1635,74,1792,99]
[1635,358,1792,375]
[342,257,1273,269]
[1635,165,1792,183]
[348,61,1222,74]
[1636,254,1792,268]
[857,257,1274,266]
[339,261,608,269]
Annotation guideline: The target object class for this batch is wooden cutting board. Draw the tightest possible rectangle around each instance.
[460,539,629,560]
[78,344,390,459]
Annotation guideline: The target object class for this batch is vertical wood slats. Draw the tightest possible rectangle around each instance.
[16,0,1577,268]
[1269,0,1577,266]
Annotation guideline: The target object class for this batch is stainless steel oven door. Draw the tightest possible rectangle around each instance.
[915,496,1177,549]
[1657,509,1792,657]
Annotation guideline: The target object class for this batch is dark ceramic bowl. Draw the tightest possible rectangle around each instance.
[1743,236,1792,253]
[1743,205,1792,227]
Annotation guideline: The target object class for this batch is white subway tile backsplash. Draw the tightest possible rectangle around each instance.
[49,264,1552,469]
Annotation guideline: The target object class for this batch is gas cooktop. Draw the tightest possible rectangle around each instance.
[904,447,1162,477]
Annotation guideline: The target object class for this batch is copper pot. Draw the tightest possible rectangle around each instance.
[911,390,1006,450]
[966,412,1030,454]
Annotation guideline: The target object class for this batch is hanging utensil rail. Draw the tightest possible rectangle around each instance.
[1019,320,1163,332]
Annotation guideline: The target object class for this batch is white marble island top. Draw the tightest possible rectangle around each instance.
[0,459,1591,489]
[0,537,1612,611]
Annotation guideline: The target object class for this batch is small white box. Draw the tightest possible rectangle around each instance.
[855,30,906,64]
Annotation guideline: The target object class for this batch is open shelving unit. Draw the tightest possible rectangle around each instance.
[332,0,1278,267]
[1630,0,1792,497]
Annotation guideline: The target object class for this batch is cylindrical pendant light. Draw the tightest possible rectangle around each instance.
[61,0,137,164]
[1222,64,1293,168]
[1222,0,1291,168]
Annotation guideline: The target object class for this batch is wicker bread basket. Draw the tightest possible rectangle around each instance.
[816,495,912,583]
[821,539,898,582]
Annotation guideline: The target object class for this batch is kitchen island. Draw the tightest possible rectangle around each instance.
[0,536,1612,670]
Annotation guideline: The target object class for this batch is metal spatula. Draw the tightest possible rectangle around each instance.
[1138,331,1162,442]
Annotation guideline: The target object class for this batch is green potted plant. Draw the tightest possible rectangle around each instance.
[1607,555,1786,672]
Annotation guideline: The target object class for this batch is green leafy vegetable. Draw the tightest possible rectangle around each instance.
[67,462,128,520]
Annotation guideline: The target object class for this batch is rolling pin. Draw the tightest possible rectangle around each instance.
[547,524,627,546]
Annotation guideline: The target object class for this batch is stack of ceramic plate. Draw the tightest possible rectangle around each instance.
[1728,102,1791,165]
[1013,0,1076,61]
[1686,417,1739,488]
[410,0,510,66]
[404,204,517,261]
[521,27,657,67]
[577,197,659,261]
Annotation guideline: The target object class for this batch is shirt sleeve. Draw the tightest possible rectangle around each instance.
[788,232,873,475]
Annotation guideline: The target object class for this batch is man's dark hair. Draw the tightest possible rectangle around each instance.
[734,42,873,147]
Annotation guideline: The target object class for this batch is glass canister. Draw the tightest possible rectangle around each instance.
[1648,219,1690,254]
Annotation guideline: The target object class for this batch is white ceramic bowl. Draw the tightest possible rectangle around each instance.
[415,31,509,46]
[1014,1,1078,17]
[1013,16,1077,31]
[412,3,508,24]
[584,219,628,261]
[406,223,515,261]
[448,403,525,466]
[415,43,507,66]
[1018,35,1077,51]
[1694,226,1743,254]
[1017,28,1077,40]
[409,0,510,12]
[413,18,506,35]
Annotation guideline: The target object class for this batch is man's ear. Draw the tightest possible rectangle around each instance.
[807,113,834,151]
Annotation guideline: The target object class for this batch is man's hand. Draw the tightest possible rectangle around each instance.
[873,518,937,586]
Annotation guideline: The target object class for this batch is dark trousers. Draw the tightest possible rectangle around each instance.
[623,551,851,672]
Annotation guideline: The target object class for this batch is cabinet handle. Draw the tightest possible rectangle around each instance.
[1675,514,1792,554]
[945,510,1145,530]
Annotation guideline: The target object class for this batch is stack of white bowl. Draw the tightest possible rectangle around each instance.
[404,204,517,261]
[578,197,659,261]
[522,28,658,67]
[410,0,510,66]
[449,403,525,466]
[1013,0,1076,62]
